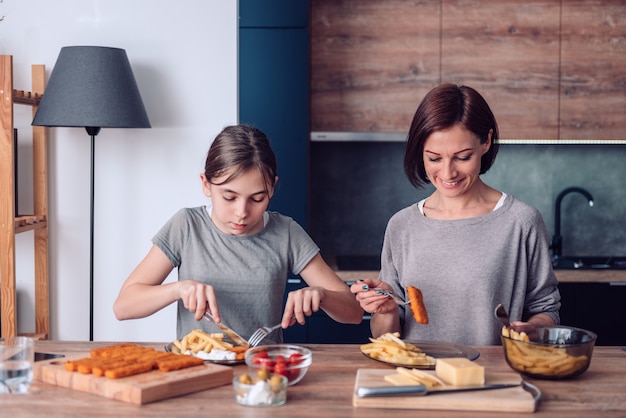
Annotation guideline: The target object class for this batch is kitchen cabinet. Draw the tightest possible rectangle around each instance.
[441,0,561,140]
[310,0,626,141]
[240,1,344,341]
[0,56,49,338]
[239,0,309,228]
[559,1,626,140]
[558,282,626,345]
[310,0,440,133]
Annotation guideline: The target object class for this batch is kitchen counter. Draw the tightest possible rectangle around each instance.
[335,269,626,283]
[4,341,625,417]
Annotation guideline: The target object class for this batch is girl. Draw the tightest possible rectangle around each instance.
[350,84,560,345]
[114,125,363,341]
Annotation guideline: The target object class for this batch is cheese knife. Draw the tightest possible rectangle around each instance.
[203,312,250,347]
[356,383,520,397]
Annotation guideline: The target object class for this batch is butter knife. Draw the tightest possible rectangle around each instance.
[203,312,250,347]
[356,383,519,397]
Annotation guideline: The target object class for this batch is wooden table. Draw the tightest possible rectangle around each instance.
[3,341,625,417]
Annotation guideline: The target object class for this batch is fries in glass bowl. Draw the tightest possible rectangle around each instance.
[501,325,597,379]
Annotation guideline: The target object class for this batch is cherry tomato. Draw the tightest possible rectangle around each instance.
[273,361,289,377]
[251,352,269,365]
[288,353,303,365]
[289,368,301,381]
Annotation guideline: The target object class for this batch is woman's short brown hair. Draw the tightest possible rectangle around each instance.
[404,84,499,189]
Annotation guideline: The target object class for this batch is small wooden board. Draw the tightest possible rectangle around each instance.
[353,368,539,413]
[34,354,233,405]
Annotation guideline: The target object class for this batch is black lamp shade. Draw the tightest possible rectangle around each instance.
[32,46,151,129]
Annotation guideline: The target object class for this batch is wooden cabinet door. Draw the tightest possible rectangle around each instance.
[559,1,626,140]
[441,0,561,140]
[310,0,441,133]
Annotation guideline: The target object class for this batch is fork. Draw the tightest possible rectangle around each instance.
[248,323,283,348]
[376,289,412,306]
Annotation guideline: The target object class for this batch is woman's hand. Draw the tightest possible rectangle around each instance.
[350,279,398,315]
[510,313,556,341]
[177,280,219,321]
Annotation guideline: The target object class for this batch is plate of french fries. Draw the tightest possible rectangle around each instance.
[166,329,249,365]
[360,332,479,369]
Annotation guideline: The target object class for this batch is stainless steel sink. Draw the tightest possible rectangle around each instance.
[552,256,626,270]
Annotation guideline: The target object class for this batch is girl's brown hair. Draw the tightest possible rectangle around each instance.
[204,125,277,191]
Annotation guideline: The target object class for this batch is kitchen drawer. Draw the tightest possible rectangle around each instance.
[558,282,626,345]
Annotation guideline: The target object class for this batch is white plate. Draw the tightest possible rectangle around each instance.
[164,342,244,365]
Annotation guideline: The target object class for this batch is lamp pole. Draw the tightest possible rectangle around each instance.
[86,126,100,341]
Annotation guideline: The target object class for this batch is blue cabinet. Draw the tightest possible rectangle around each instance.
[238,0,309,228]
[239,1,371,343]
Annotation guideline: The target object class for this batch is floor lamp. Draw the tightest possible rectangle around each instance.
[32,46,151,341]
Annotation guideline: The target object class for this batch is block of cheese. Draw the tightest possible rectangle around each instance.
[435,358,485,386]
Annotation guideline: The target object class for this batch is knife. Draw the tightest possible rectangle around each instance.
[356,383,520,397]
[203,312,250,347]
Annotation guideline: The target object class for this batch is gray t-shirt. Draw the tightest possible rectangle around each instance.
[153,206,320,341]
[381,194,561,345]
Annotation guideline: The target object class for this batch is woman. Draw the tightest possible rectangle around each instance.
[114,125,363,341]
[351,84,560,345]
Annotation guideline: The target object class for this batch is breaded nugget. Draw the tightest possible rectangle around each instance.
[156,355,205,372]
[407,285,429,324]
[104,361,154,379]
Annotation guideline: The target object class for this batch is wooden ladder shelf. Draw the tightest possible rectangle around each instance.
[0,55,49,339]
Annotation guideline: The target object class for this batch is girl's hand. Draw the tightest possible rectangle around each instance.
[177,280,219,321]
[350,279,398,315]
[282,286,326,326]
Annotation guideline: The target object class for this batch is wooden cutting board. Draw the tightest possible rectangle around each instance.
[353,369,539,413]
[34,354,233,405]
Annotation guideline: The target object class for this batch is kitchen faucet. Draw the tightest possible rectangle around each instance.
[551,186,594,263]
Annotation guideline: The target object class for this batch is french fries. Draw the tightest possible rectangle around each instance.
[502,326,589,377]
[502,326,529,341]
[173,329,248,360]
[360,332,436,367]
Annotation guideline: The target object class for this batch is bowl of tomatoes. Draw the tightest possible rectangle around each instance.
[245,344,312,386]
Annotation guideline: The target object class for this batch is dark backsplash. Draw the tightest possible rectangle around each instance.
[309,141,626,267]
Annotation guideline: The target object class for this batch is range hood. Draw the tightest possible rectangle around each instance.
[310,131,626,145]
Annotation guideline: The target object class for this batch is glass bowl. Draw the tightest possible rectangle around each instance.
[245,344,312,386]
[501,325,597,379]
[232,372,287,407]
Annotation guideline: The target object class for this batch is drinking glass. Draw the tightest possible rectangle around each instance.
[0,336,34,394]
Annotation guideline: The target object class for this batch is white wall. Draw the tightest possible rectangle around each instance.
[1,0,238,341]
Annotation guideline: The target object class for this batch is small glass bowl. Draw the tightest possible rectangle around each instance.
[501,325,597,379]
[245,344,312,386]
[232,372,287,407]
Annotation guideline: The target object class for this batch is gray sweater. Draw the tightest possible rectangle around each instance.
[153,206,319,341]
[381,194,561,345]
